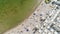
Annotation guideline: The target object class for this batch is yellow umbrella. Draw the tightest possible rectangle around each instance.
[45,0,51,4]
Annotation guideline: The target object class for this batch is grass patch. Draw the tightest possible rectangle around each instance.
[0,0,37,34]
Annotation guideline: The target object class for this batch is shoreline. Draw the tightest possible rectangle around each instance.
[3,0,43,34]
